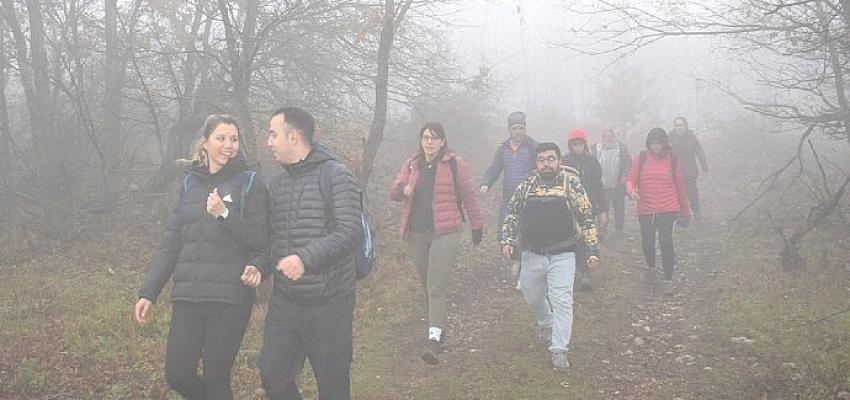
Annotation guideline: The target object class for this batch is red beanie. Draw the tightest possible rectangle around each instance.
[567,129,588,142]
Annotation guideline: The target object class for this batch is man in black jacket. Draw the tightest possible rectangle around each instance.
[259,107,362,400]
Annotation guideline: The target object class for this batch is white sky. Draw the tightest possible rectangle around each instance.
[440,0,730,139]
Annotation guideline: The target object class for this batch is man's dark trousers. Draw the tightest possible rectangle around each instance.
[259,292,355,400]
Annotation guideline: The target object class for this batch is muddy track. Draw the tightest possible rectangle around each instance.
[365,172,776,399]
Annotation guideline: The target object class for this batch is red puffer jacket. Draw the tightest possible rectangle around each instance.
[625,151,690,218]
[389,150,484,239]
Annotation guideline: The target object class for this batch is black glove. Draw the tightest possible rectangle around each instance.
[471,229,483,246]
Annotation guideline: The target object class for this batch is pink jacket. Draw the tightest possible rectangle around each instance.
[389,150,484,239]
[625,151,691,218]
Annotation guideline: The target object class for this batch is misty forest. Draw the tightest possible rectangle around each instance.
[1,0,849,399]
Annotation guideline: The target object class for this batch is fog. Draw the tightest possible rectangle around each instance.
[440,1,724,142]
[1,0,848,398]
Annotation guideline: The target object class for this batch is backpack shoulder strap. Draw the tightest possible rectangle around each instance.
[318,160,336,220]
[448,156,466,222]
[637,151,648,190]
[239,170,256,219]
[182,170,194,195]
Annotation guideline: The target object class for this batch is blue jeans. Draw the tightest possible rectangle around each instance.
[519,251,576,353]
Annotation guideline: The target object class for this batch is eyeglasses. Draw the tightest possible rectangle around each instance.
[536,155,558,163]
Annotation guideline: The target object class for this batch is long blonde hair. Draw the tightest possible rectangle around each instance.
[177,114,241,166]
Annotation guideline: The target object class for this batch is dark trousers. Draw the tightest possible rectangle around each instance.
[259,293,355,400]
[603,186,626,230]
[638,213,677,280]
[165,301,252,400]
[574,245,588,274]
[685,175,700,214]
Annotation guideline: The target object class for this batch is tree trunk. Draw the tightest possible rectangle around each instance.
[359,0,397,187]
[780,173,850,270]
[101,0,123,208]
[154,0,209,189]
[2,0,67,238]
[0,18,10,187]
[218,0,258,159]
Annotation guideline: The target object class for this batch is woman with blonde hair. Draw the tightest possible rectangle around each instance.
[135,114,270,399]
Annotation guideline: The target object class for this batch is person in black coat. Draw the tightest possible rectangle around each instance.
[135,114,270,400]
[562,129,607,291]
[258,107,362,400]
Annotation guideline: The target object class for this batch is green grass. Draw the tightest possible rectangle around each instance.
[2,223,849,398]
[712,235,850,399]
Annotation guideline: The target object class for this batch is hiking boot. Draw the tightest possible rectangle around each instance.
[662,279,674,296]
[551,351,570,371]
[537,326,552,347]
[421,339,440,365]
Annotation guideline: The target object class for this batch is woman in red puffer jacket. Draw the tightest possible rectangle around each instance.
[388,122,483,365]
[625,127,690,295]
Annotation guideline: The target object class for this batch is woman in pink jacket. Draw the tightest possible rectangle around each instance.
[625,128,690,295]
[389,122,483,365]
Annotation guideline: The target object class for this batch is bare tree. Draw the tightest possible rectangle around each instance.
[557,0,850,269]
[99,0,142,206]
[151,0,214,186]
[0,14,9,186]
[2,0,67,237]
[591,62,657,140]
[360,0,413,186]
[0,0,476,243]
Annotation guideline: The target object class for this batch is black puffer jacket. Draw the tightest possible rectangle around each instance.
[266,144,361,304]
[562,153,608,215]
[140,159,270,304]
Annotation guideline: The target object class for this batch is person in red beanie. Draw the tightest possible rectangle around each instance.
[625,127,690,295]
[562,129,607,291]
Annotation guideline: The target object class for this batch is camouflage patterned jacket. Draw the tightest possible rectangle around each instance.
[499,165,600,263]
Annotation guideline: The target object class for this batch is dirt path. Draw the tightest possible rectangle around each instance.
[361,173,773,399]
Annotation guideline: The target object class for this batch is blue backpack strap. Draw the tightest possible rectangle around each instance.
[182,170,194,195]
[239,170,256,219]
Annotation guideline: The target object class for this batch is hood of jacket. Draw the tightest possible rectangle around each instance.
[281,143,337,174]
[190,156,247,183]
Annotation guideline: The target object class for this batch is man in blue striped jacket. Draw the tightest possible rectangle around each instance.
[480,111,538,287]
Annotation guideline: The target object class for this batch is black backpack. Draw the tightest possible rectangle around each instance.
[318,160,376,280]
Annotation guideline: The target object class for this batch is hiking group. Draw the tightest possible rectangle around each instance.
[134,107,708,399]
